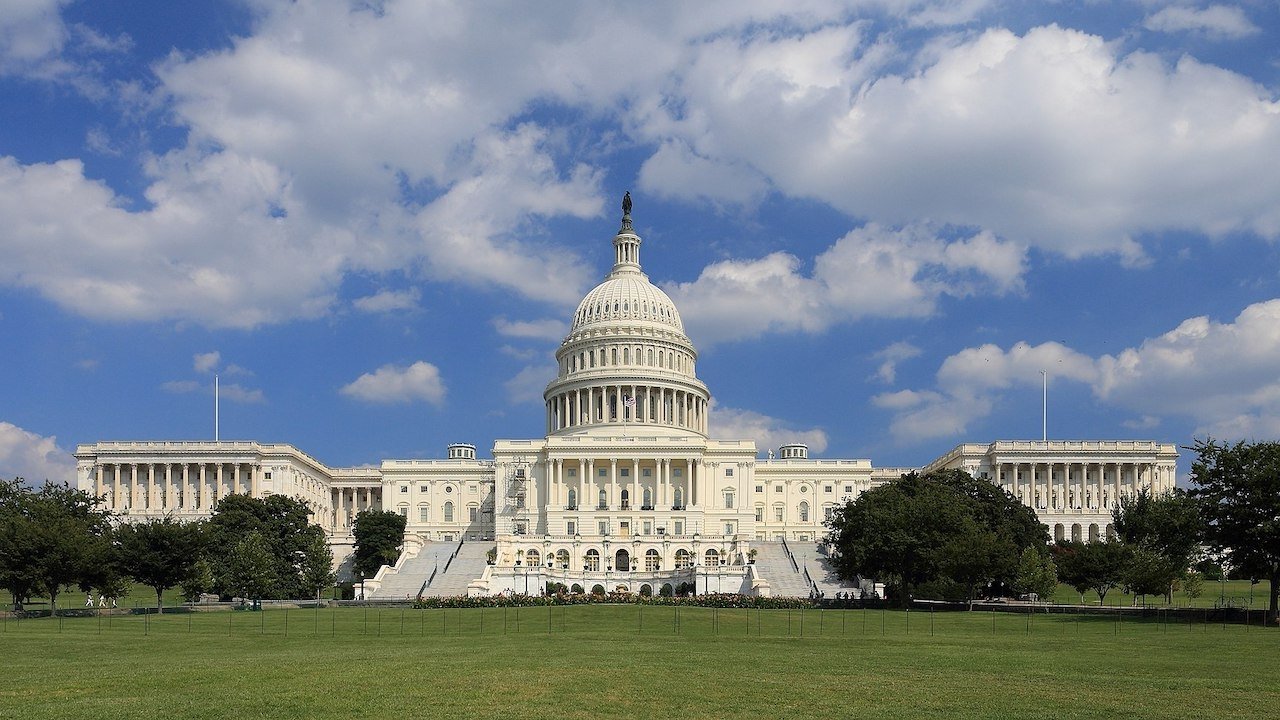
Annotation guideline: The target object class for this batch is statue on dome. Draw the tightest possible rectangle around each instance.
[622,191,632,217]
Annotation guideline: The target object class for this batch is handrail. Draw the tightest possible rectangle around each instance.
[443,537,465,573]
[781,538,799,572]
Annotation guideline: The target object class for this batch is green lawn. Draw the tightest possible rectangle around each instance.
[1049,579,1272,607]
[2,605,1276,719]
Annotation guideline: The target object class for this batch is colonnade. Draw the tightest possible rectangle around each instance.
[546,384,707,434]
[993,460,1172,513]
[331,486,380,531]
[93,461,260,513]
[541,456,701,513]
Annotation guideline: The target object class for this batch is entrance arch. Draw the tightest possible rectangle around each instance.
[615,549,631,571]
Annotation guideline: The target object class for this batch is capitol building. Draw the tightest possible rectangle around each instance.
[74,201,1178,599]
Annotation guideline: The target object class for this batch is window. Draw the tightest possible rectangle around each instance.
[674,520,684,535]
[755,506,763,522]
[398,507,407,517]
[567,488,578,509]
[724,522,735,535]
[399,485,408,493]
[725,468,734,477]
[774,506,784,522]
[755,485,763,493]
[418,505,429,522]
[674,549,691,569]
[445,485,453,494]
[799,501,809,522]
[824,486,833,493]
[844,485,852,493]
[420,485,428,492]
[567,520,577,535]
[443,502,454,522]
[672,468,682,477]
[620,489,630,510]
[598,489,608,510]
[799,485,808,493]
[598,520,609,535]
[705,549,720,565]
[620,468,630,477]
[645,549,660,571]
[567,469,576,478]
[556,549,570,568]
[775,485,782,493]
[642,487,652,508]
[642,521,652,535]
[469,484,477,493]
[526,549,541,567]
[599,469,607,477]
[264,471,272,480]
[673,488,684,508]
[469,506,478,522]
[585,549,600,571]
[643,469,652,477]
[824,506,834,522]
[723,491,735,509]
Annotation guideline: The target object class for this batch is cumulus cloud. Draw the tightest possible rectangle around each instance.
[354,288,420,313]
[0,421,75,485]
[504,365,555,405]
[193,351,220,373]
[0,0,70,70]
[341,361,446,405]
[873,341,923,384]
[494,317,567,341]
[877,298,1280,443]
[1143,4,1260,39]
[668,224,1025,345]
[709,402,829,456]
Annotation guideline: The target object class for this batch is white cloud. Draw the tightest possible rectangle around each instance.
[493,317,567,342]
[219,383,265,404]
[640,23,1280,260]
[0,421,75,484]
[1144,5,1260,39]
[504,365,555,405]
[637,140,769,207]
[193,351,220,373]
[668,223,1025,345]
[873,341,923,384]
[161,380,200,395]
[877,298,1280,443]
[354,288,420,313]
[341,361,446,405]
[709,402,829,456]
[0,0,69,69]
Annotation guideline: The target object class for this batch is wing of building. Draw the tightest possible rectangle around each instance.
[73,203,1178,599]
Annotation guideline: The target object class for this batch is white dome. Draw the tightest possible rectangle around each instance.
[570,275,684,334]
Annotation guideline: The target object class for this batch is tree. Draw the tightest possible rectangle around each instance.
[298,530,335,600]
[1052,540,1091,603]
[826,470,1048,605]
[116,517,206,613]
[226,530,276,605]
[1188,439,1280,619]
[1112,487,1202,602]
[1014,547,1057,601]
[1078,539,1129,604]
[0,481,113,615]
[352,510,406,580]
[180,559,215,603]
[206,494,328,599]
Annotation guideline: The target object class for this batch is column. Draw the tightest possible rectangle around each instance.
[609,459,618,509]
[110,464,121,510]
[94,464,104,500]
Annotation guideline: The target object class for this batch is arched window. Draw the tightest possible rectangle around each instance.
[674,549,691,569]
[645,549,660,571]
[799,501,809,522]
[556,549,570,568]
[620,488,630,510]
[443,501,454,522]
[642,487,652,508]
[724,491,735,509]
[673,488,684,509]
[585,549,600,571]
[567,488,577,509]
[526,549,541,567]
[704,548,720,566]
[598,488,607,510]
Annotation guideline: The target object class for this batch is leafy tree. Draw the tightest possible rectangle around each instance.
[827,470,1048,605]
[1113,487,1202,602]
[1188,439,1280,619]
[226,530,276,605]
[352,510,406,580]
[116,517,206,613]
[1014,547,1057,601]
[298,530,336,600]
[206,494,327,599]
[1181,570,1204,602]
[180,558,215,603]
[0,481,113,615]
[1052,540,1091,603]
[1079,539,1129,604]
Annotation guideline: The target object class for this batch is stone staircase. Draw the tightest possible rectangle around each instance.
[787,541,864,598]
[419,541,493,597]
[368,543,449,600]
[752,541,816,597]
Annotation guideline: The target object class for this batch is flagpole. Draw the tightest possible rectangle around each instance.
[1040,370,1047,442]
[215,373,220,443]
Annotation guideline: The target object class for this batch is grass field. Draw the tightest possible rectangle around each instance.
[2,604,1276,719]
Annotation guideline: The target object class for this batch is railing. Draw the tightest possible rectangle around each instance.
[443,537,464,574]
[803,565,819,596]
[781,538,799,572]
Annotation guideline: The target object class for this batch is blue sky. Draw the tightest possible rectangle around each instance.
[3,0,1280,484]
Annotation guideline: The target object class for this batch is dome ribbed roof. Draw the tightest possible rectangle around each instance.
[570,275,684,334]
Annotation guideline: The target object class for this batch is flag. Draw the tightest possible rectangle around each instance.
[624,396,636,408]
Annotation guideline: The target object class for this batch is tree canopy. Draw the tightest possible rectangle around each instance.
[116,517,206,613]
[826,469,1048,604]
[1112,487,1202,603]
[206,494,331,600]
[1188,439,1280,617]
[352,510,406,580]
